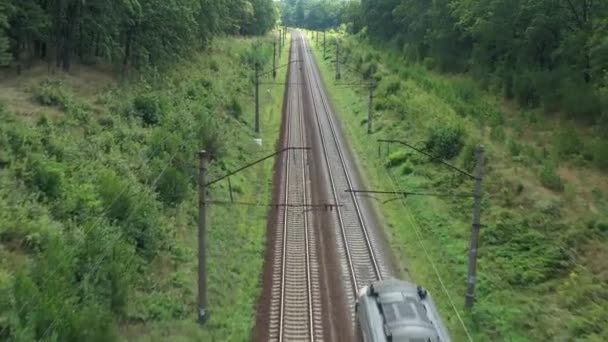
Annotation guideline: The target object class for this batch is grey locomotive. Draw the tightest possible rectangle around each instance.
[355,278,451,342]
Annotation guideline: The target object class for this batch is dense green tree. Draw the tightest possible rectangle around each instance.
[281,0,352,31]
[346,0,608,120]
[0,0,277,72]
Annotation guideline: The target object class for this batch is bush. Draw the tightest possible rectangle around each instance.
[513,72,540,108]
[425,125,465,160]
[132,95,163,126]
[28,157,64,199]
[539,163,564,191]
[227,97,243,119]
[401,160,414,175]
[555,126,582,157]
[589,139,608,170]
[385,150,409,168]
[156,167,190,206]
[509,139,523,157]
[381,76,401,96]
[32,79,72,110]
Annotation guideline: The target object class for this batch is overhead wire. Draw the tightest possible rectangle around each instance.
[307,38,475,340]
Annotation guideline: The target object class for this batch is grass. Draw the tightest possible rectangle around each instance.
[120,35,291,342]
[0,34,290,341]
[309,31,608,341]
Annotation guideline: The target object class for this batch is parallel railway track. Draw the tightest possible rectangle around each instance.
[268,34,323,342]
[297,32,392,313]
[267,31,393,341]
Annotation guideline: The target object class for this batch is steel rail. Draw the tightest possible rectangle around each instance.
[299,32,382,300]
[276,34,317,342]
[303,35,383,284]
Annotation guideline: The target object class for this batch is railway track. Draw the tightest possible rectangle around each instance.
[267,34,324,342]
[264,31,394,341]
[297,32,393,314]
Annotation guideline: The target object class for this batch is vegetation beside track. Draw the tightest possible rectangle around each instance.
[309,32,608,341]
[0,35,289,341]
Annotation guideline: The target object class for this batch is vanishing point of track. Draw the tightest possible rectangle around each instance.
[297,32,389,312]
[267,34,323,341]
[267,31,393,341]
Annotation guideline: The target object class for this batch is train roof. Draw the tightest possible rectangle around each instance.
[364,278,450,342]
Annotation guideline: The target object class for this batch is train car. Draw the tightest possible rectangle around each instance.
[355,278,451,342]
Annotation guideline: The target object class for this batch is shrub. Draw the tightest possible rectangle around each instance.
[490,126,505,142]
[509,139,523,157]
[589,139,608,170]
[132,95,163,126]
[425,125,465,160]
[227,97,243,119]
[539,163,564,192]
[385,150,408,168]
[156,167,190,206]
[555,126,582,157]
[381,76,401,96]
[199,119,224,158]
[513,72,540,108]
[401,160,414,175]
[32,79,72,110]
[28,157,64,199]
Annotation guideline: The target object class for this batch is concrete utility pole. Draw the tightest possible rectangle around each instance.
[316,30,319,44]
[198,150,209,324]
[465,146,485,309]
[368,81,375,134]
[323,31,326,59]
[335,41,341,80]
[255,63,260,133]
[273,38,277,79]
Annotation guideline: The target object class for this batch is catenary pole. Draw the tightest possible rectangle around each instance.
[198,150,209,324]
[368,81,375,134]
[335,40,341,80]
[273,38,277,79]
[465,146,485,309]
[255,63,260,133]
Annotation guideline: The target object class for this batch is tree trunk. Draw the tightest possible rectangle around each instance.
[123,27,134,73]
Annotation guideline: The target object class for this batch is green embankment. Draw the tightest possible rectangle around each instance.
[309,32,608,341]
[0,35,289,341]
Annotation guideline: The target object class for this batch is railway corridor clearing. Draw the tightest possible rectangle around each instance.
[256,31,397,342]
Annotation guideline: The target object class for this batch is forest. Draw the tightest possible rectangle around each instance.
[0,1,280,340]
[288,0,608,123]
[0,0,277,72]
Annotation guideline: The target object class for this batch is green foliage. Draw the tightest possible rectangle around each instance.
[356,0,608,121]
[227,97,243,119]
[27,156,64,200]
[539,163,564,192]
[3,0,277,72]
[425,125,465,160]
[508,139,523,157]
[33,80,72,110]
[1,34,286,341]
[132,95,163,126]
[385,150,409,168]
[311,29,608,342]
[282,0,353,30]
[589,139,608,170]
[155,167,189,207]
[555,126,583,157]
